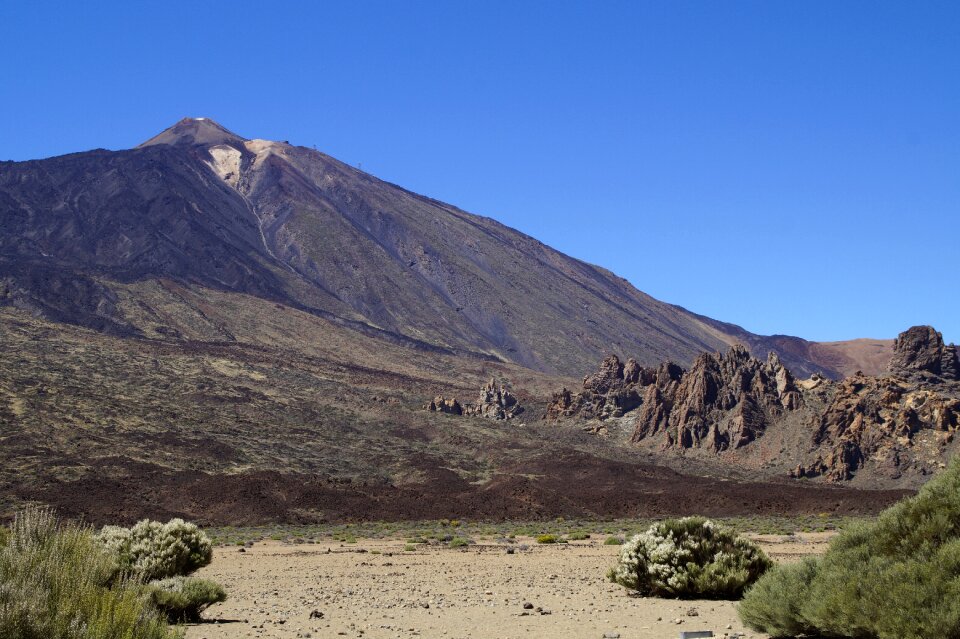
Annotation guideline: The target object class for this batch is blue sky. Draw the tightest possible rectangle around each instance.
[2,1,957,343]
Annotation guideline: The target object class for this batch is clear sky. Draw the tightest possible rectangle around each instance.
[2,1,957,343]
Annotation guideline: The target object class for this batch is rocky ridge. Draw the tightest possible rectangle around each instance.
[546,327,960,485]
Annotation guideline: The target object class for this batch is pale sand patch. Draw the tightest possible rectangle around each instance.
[184,534,830,639]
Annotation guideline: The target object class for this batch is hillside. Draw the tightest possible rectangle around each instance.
[0,306,907,525]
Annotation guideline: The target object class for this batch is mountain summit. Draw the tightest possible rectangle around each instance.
[0,118,878,376]
[138,117,247,148]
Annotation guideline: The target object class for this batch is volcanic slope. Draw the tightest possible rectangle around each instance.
[2,117,856,376]
[0,304,908,525]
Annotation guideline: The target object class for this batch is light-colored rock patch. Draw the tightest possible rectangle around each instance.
[206,144,242,188]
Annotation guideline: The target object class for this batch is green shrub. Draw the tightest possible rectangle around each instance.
[737,558,820,637]
[0,525,8,548]
[448,537,470,548]
[97,518,213,581]
[147,576,227,622]
[608,517,771,599]
[603,536,623,545]
[536,534,558,544]
[567,531,591,541]
[740,457,960,638]
[0,508,179,639]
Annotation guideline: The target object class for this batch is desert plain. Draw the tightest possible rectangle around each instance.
[184,532,832,639]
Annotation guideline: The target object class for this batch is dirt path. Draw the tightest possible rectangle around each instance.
[184,534,831,639]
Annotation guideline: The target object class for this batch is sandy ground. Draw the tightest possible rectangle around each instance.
[184,534,832,639]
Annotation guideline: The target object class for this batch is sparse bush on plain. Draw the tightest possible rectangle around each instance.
[608,517,771,599]
[0,508,179,639]
[0,524,8,548]
[536,534,558,544]
[146,576,227,622]
[740,457,960,639]
[448,537,471,548]
[604,536,623,545]
[97,518,213,581]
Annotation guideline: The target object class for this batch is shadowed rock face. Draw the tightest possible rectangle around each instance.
[631,347,801,452]
[888,325,959,380]
[545,354,681,421]
[548,326,960,486]
[0,117,870,376]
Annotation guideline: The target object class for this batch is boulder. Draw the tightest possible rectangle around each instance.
[889,325,957,379]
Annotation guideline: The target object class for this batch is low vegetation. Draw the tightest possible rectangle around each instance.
[0,508,180,639]
[145,577,227,622]
[96,518,224,622]
[740,457,960,638]
[608,517,772,599]
[203,513,857,547]
[97,518,213,581]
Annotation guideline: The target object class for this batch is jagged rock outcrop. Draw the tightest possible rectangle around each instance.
[800,327,960,480]
[425,396,463,415]
[631,346,802,452]
[888,325,959,380]
[427,379,523,421]
[545,355,681,420]
[548,326,960,485]
[463,378,524,420]
[799,373,960,480]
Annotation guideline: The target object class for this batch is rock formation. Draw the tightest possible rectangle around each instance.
[888,325,959,380]
[426,396,463,415]
[798,326,960,480]
[630,346,802,452]
[545,355,681,421]
[548,327,960,484]
[427,379,523,421]
[463,378,524,420]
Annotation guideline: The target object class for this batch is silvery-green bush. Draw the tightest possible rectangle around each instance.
[146,576,227,622]
[96,519,213,582]
[0,508,179,639]
[608,517,771,599]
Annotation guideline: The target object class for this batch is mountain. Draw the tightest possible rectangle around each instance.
[1,117,869,377]
[0,117,915,524]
